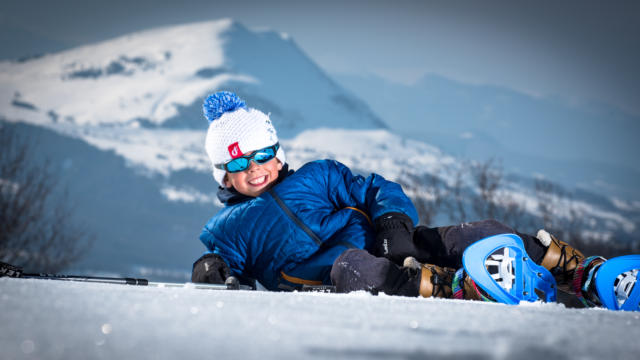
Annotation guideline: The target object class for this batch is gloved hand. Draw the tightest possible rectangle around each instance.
[191,253,231,284]
[373,212,416,264]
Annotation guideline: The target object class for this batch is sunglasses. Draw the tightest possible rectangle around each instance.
[215,143,279,173]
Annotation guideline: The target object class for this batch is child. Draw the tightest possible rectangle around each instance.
[192,91,629,308]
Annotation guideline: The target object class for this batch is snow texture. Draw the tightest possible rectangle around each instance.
[1,278,639,360]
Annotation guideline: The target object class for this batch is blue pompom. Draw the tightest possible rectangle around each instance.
[203,91,247,123]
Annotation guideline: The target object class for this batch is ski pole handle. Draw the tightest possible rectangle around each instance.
[0,261,23,278]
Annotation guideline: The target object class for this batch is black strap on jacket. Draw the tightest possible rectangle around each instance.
[268,189,323,246]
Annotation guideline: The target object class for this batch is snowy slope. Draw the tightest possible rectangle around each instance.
[1,278,639,360]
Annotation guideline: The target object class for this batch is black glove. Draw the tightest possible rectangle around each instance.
[373,212,416,264]
[191,253,231,284]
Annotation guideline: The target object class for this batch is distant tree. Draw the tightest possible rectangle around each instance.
[444,163,469,224]
[534,178,558,231]
[432,159,530,229]
[397,171,445,226]
[0,123,91,273]
[401,156,637,254]
[534,178,636,258]
[471,158,501,220]
[401,156,637,258]
[469,159,531,230]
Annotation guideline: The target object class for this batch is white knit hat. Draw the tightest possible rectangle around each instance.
[203,91,286,185]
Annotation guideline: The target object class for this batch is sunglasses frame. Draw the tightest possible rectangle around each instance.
[215,143,280,173]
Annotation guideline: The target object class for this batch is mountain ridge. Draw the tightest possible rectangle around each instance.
[335,72,640,201]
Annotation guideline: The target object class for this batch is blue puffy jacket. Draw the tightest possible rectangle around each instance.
[199,159,419,290]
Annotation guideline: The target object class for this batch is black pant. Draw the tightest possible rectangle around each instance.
[410,219,546,268]
[330,219,547,295]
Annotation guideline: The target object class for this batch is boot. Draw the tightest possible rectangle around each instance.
[403,257,453,298]
[536,229,617,307]
[402,257,486,300]
[537,229,586,292]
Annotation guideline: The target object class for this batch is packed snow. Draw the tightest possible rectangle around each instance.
[1,278,639,360]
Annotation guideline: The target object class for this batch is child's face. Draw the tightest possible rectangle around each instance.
[224,157,283,197]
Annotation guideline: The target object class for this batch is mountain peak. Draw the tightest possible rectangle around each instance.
[1,18,384,134]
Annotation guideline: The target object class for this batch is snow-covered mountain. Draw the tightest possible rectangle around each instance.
[1,19,383,134]
[335,73,640,201]
[1,19,637,279]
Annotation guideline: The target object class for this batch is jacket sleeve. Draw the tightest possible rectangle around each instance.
[199,224,247,277]
[320,160,419,225]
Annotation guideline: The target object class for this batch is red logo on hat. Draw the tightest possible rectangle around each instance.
[228,142,243,159]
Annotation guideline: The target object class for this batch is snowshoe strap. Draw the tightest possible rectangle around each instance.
[451,268,493,302]
[452,268,465,300]
[572,256,605,307]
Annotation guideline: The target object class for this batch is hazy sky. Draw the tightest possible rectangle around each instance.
[2,0,639,115]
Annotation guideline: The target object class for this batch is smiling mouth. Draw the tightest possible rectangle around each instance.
[248,175,268,186]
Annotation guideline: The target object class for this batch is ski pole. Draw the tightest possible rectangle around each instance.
[0,261,250,290]
[21,273,150,285]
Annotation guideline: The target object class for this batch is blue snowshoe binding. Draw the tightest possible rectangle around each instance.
[459,233,557,304]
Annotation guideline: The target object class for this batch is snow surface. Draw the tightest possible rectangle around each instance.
[1,278,639,360]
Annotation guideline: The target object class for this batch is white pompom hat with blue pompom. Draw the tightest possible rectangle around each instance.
[203,91,285,186]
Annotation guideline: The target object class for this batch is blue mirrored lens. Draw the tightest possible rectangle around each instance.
[224,145,277,173]
[253,149,276,163]
[226,158,250,172]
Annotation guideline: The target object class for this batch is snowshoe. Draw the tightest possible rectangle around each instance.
[461,233,557,305]
[592,255,640,311]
